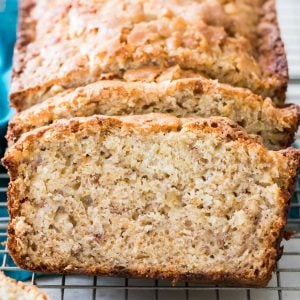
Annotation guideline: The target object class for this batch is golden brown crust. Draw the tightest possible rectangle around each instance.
[2,114,300,287]
[10,0,289,111]
[257,0,288,101]
[16,0,36,47]
[0,272,48,299]
[269,147,300,285]
[7,78,300,149]
[10,0,37,106]
[0,263,270,287]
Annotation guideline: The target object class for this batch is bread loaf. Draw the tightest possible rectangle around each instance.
[3,114,299,287]
[11,0,287,111]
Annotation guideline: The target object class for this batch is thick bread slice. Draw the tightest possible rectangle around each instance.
[7,77,299,149]
[2,114,299,287]
[11,0,287,111]
[0,272,48,300]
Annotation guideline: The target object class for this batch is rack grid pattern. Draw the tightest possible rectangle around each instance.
[1,0,300,299]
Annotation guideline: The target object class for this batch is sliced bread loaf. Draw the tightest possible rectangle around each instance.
[7,77,299,149]
[2,114,299,286]
[11,0,287,110]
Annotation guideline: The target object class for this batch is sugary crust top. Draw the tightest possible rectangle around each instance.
[6,76,299,147]
[10,0,288,110]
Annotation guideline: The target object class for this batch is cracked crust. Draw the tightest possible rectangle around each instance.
[0,272,48,299]
[2,114,300,287]
[10,0,288,111]
[257,0,289,101]
[6,76,300,149]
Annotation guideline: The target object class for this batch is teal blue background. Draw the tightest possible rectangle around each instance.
[0,0,17,157]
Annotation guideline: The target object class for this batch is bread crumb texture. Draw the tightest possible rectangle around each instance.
[11,0,287,110]
[0,272,48,300]
[3,115,299,287]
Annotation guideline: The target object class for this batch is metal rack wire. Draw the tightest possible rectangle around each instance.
[1,0,300,299]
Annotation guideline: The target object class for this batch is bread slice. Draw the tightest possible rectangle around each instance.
[0,272,48,300]
[7,76,299,150]
[11,0,287,111]
[2,114,299,287]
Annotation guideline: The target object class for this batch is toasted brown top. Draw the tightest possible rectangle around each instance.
[11,0,288,110]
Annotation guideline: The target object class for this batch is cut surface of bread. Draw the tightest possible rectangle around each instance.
[11,0,287,111]
[2,114,299,287]
[7,76,299,149]
[0,272,48,300]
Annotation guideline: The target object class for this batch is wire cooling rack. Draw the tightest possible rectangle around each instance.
[1,0,300,299]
